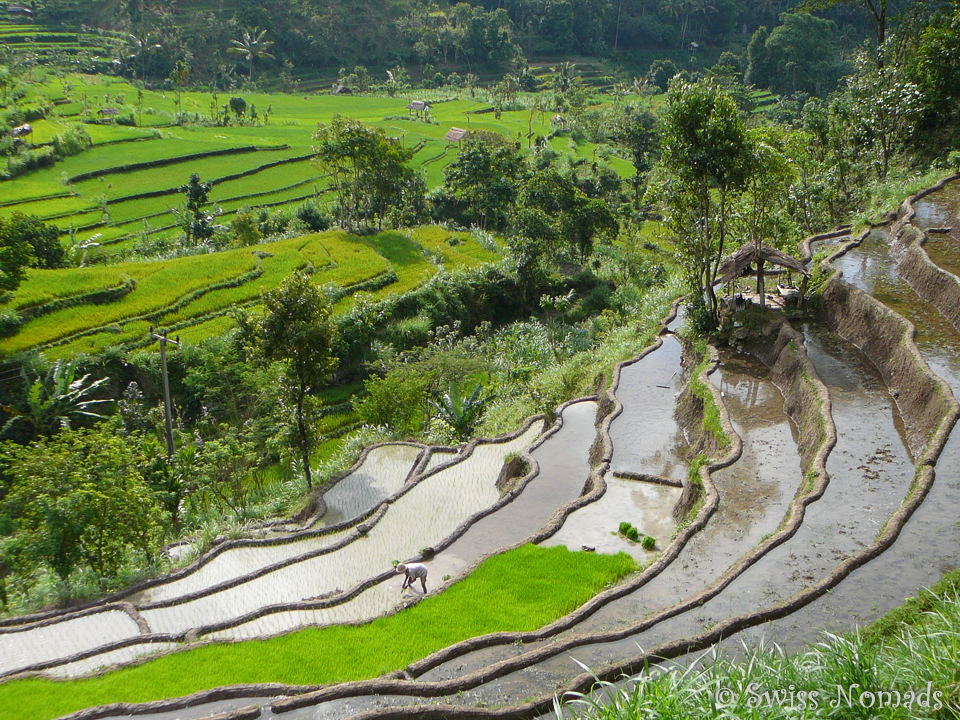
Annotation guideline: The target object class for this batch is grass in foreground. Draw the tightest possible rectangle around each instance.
[561,570,960,720]
[0,544,635,720]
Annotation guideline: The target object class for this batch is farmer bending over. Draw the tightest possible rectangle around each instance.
[397,562,428,593]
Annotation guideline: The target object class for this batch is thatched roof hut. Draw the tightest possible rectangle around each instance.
[406,100,432,118]
[716,242,808,286]
[444,127,468,144]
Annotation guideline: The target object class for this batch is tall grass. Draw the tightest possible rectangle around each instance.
[156,249,306,326]
[560,584,960,720]
[411,226,500,268]
[2,227,500,353]
[0,545,637,720]
[315,230,393,286]
[856,165,952,227]
[8,265,130,310]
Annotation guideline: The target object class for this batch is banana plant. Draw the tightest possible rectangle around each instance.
[430,382,492,441]
[1,360,112,439]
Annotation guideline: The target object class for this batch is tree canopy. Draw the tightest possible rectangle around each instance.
[241,272,338,490]
[659,79,750,325]
[313,115,419,231]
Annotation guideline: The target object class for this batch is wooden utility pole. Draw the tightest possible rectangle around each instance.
[149,326,180,457]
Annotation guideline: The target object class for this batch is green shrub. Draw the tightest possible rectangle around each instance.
[52,124,93,158]
[230,211,263,246]
[949,150,960,173]
[3,146,56,179]
[295,201,330,232]
[0,307,23,338]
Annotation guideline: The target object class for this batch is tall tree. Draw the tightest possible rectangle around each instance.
[0,216,33,292]
[173,173,219,246]
[125,31,161,86]
[442,135,527,231]
[242,273,338,490]
[743,127,797,305]
[4,212,64,269]
[169,58,190,126]
[658,79,750,325]
[748,12,847,96]
[908,2,960,140]
[803,0,902,53]
[514,169,618,266]
[612,105,660,208]
[846,45,922,177]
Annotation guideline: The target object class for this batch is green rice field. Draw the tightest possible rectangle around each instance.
[4,227,495,357]
[0,73,633,255]
[0,545,637,720]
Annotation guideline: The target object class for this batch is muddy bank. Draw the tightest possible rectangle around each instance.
[739,314,834,481]
[672,342,727,519]
[891,224,960,333]
[816,272,954,461]
[887,175,960,335]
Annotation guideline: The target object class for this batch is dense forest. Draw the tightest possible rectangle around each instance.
[21,0,892,81]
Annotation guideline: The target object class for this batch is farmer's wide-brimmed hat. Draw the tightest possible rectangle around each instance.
[396,563,406,573]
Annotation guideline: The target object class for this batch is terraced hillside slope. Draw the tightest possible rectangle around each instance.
[2,178,959,720]
[0,226,499,355]
[0,73,634,259]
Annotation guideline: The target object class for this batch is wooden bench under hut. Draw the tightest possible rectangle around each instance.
[716,242,809,309]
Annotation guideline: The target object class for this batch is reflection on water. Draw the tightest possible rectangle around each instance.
[609,335,688,483]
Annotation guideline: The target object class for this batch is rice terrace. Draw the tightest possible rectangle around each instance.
[0,2,959,720]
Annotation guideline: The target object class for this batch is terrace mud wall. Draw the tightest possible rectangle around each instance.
[816,268,954,461]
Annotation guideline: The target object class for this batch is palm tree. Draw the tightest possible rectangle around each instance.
[228,27,275,81]
[126,31,161,86]
[692,0,716,41]
[169,58,190,126]
[1,360,111,440]
[658,0,683,22]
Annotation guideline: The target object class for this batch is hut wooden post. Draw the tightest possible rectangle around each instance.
[757,257,765,308]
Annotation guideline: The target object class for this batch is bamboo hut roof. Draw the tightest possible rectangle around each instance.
[406,100,431,111]
[716,242,808,285]
[444,127,468,142]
